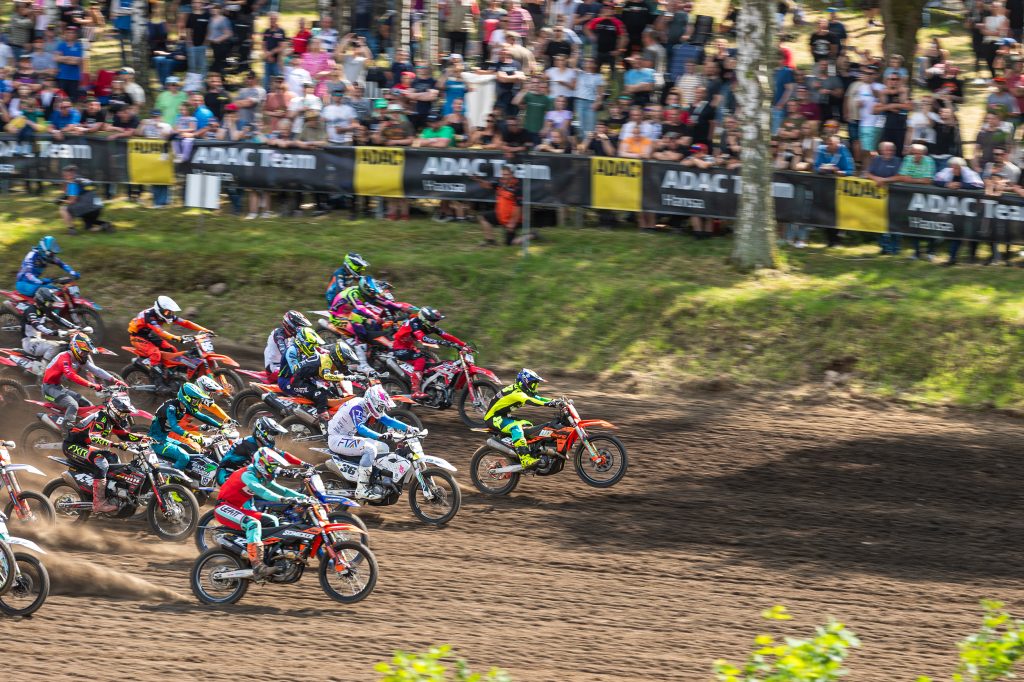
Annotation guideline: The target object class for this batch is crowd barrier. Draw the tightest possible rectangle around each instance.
[1,134,1021,244]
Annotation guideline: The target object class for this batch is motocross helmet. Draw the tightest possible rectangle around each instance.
[67,331,96,363]
[343,252,369,278]
[33,286,58,310]
[281,309,311,337]
[38,235,60,258]
[357,276,384,302]
[363,385,396,420]
[105,393,136,429]
[253,416,287,448]
[327,342,359,372]
[196,375,226,395]
[154,295,181,323]
[178,382,213,413]
[377,280,396,302]
[294,326,324,358]
[515,368,545,396]
[253,447,289,479]
[417,306,444,330]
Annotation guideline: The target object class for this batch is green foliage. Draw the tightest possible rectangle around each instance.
[948,600,1024,682]
[374,645,512,682]
[713,606,860,682]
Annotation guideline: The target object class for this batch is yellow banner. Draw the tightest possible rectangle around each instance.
[127,138,174,185]
[355,147,405,198]
[590,157,642,212]
[836,176,888,233]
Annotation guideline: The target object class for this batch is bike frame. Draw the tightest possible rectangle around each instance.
[453,348,501,394]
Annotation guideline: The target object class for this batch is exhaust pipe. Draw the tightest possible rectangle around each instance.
[262,393,295,414]
[486,438,518,457]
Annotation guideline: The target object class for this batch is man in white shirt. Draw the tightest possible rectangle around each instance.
[119,66,147,106]
[321,86,358,144]
[545,54,576,99]
[284,54,313,96]
[318,15,339,53]
[288,81,323,133]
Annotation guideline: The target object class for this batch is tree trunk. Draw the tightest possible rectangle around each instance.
[881,0,926,63]
[730,0,778,271]
[130,0,151,105]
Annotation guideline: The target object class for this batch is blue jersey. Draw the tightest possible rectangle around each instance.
[16,248,77,286]
[150,399,221,442]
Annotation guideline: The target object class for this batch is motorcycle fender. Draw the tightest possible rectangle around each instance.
[467,366,501,385]
[71,297,101,310]
[392,395,415,405]
[2,463,45,476]
[206,354,239,367]
[323,522,360,534]
[132,408,155,421]
[321,494,359,507]
[326,456,359,481]
[418,455,457,473]
[577,419,616,430]
[6,537,45,553]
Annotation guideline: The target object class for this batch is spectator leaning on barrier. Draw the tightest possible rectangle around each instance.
[937,157,984,267]
[891,143,938,260]
[136,109,173,208]
[865,141,903,255]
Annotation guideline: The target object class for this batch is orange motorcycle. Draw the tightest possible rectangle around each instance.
[120,333,243,406]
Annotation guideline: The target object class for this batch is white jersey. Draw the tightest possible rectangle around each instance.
[327,397,372,440]
[263,330,283,372]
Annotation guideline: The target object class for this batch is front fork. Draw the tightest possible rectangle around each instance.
[3,472,28,519]
[575,426,603,463]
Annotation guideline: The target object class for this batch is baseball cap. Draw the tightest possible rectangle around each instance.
[387,103,404,111]
[119,66,135,75]
[426,113,440,122]
[166,76,181,85]
[150,109,162,116]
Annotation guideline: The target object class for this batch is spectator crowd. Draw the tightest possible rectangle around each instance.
[0,0,1022,257]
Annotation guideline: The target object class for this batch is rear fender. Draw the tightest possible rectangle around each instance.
[132,408,155,420]
[322,522,361,534]
[236,369,268,380]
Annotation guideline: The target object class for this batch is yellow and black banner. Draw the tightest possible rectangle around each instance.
[591,157,642,211]
[127,138,174,185]
[355,146,405,198]
[836,176,889,234]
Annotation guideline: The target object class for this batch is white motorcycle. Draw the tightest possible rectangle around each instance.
[312,430,461,526]
[0,511,50,616]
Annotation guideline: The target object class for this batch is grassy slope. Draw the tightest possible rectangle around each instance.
[2,195,1024,408]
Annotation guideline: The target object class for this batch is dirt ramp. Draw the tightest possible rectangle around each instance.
[45,552,189,602]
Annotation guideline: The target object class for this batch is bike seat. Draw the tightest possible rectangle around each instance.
[523,424,551,438]
[332,452,362,463]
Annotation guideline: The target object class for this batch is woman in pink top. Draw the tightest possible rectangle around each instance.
[300,38,335,89]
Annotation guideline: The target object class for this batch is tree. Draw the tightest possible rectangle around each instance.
[881,0,928,63]
[730,0,778,270]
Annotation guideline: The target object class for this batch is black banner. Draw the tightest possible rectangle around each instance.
[887,184,1024,243]
[185,141,354,193]
[0,134,121,183]
[400,149,588,206]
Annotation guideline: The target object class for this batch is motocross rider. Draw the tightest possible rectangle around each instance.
[263,310,311,382]
[127,295,211,387]
[391,307,468,400]
[325,252,370,305]
[63,393,147,513]
[326,384,413,500]
[218,416,307,485]
[483,368,560,469]
[15,235,79,297]
[150,382,223,471]
[214,447,313,578]
[277,326,324,392]
[20,287,78,364]
[287,342,360,421]
[41,331,123,436]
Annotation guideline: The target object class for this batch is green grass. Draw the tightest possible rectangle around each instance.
[3,195,1024,408]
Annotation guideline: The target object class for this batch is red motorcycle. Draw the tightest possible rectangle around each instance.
[378,346,502,428]
[119,332,244,407]
[0,276,105,344]
[19,389,154,455]
[0,337,116,383]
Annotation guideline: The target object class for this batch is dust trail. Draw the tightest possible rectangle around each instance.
[24,523,195,559]
[43,552,189,602]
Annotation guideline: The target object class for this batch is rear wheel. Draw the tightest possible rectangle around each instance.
[242,403,279,429]
[191,549,249,605]
[0,552,49,616]
[0,380,27,411]
[208,368,244,402]
[229,388,263,421]
[0,311,22,346]
[470,446,521,496]
[574,435,628,488]
[279,415,322,441]
[457,380,501,429]
[3,492,57,529]
[408,467,461,525]
[147,484,199,541]
[20,422,62,456]
[318,541,377,604]
[381,376,410,397]
[42,479,90,524]
[121,365,159,409]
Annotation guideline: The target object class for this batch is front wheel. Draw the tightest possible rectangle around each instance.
[0,540,15,596]
[121,365,158,409]
[0,311,22,346]
[408,467,461,526]
[574,434,628,488]
[469,446,521,497]
[327,511,370,547]
[20,422,62,455]
[147,484,199,541]
[194,509,221,553]
[191,548,249,605]
[207,368,244,402]
[318,541,378,604]
[0,552,50,616]
[3,492,57,529]
[457,380,501,429]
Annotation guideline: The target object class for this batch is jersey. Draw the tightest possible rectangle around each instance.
[42,350,113,388]
[65,410,142,449]
[150,399,221,442]
[483,384,553,421]
[217,466,302,510]
[325,266,359,305]
[327,396,409,441]
[291,354,341,384]
[392,318,465,352]
[220,436,303,473]
[16,248,77,286]
[23,304,75,339]
[263,327,291,372]
[128,307,205,343]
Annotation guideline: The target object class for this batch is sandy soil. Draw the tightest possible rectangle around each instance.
[2,360,1024,680]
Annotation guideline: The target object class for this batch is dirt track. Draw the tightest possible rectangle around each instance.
[3,373,1024,680]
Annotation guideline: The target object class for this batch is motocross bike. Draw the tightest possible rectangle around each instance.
[243,380,424,433]
[190,477,377,605]
[470,398,628,496]
[157,426,240,507]
[194,469,368,552]
[229,369,277,420]
[43,442,200,541]
[0,330,114,383]
[0,511,49,616]
[0,356,28,409]
[0,440,56,529]
[20,389,154,455]
[120,333,244,408]
[311,429,461,525]
[377,345,502,428]
[0,275,105,345]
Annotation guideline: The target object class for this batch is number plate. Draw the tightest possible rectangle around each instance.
[198,339,214,353]
[464,354,475,364]
[68,285,80,296]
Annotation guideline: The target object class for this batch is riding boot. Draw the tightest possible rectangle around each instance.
[91,479,119,513]
[410,372,428,401]
[247,541,273,578]
[515,444,540,469]
[354,466,383,501]
[353,343,373,374]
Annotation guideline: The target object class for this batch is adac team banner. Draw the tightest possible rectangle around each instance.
[0,134,121,182]
[185,141,354,192]
[127,138,175,185]
[887,183,1024,243]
